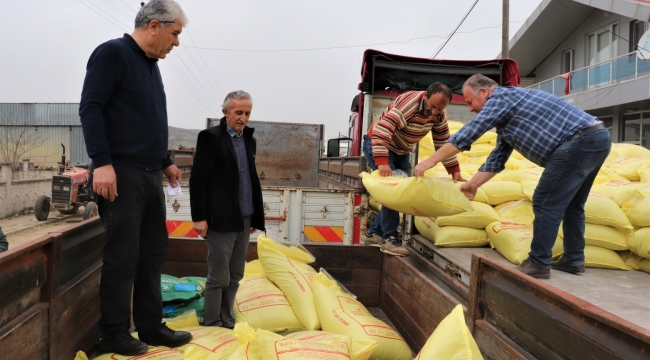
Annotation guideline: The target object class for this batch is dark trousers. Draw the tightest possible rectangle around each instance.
[203,216,251,327]
[97,166,169,337]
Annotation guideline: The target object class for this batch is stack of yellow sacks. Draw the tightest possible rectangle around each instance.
[415,121,650,273]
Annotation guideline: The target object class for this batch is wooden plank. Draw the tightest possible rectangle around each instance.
[380,286,421,355]
[57,221,105,289]
[0,303,49,360]
[473,320,530,360]
[50,262,102,359]
[0,247,47,328]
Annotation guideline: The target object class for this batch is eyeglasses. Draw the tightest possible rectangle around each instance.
[158,20,175,24]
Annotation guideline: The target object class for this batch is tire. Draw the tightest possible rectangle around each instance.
[35,195,50,221]
[83,201,98,220]
[57,206,79,215]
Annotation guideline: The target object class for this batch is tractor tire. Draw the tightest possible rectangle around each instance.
[35,195,51,221]
[83,202,99,220]
[57,206,79,215]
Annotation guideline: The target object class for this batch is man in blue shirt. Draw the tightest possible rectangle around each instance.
[414,74,611,280]
[79,0,191,355]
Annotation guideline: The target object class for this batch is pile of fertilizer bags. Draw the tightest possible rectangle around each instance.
[362,120,650,274]
[75,233,485,360]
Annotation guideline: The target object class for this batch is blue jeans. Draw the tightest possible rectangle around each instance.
[528,129,611,269]
[363,138,411,241]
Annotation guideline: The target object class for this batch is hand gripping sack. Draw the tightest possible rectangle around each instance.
[415,305,484,360]
[415,217,489,247]
[258,244,320,330]
[361,171,473,218]
[234,274,302,331]
[312,272,412,360]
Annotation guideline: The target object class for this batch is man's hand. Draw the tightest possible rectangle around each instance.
[163,164,182,187]
[378,164,392,177]
[459,182,479,200]
[93,164,118,201]
[451,172,467,183]
[194,220,208,238]
[250,227,257,235]
[414,158,437,178]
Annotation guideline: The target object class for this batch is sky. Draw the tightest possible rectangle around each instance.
[0,0,543,140]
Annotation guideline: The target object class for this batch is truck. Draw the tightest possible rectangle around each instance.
[1,49,649,359]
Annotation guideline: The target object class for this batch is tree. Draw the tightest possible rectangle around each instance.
[0,112,43,169]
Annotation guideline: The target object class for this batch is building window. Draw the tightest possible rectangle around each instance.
[629,20,647,53]
[562,49,574,73]
[622,112,650,149]
[587,23,618,65]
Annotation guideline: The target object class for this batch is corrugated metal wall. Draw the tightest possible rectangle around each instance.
[0,103,90,167]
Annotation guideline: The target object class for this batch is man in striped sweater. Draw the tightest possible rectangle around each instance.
[363,82,463,256]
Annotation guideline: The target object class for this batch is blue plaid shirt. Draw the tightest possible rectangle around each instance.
[449,87,597,172]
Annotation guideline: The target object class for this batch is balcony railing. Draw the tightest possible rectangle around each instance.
[528,52,650,96]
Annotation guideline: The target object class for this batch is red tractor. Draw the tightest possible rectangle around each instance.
[35,144,98,221]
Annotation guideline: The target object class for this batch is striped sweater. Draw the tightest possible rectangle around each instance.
[368,91,460,174]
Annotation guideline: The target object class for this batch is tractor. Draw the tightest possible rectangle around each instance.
[34,144,98,221]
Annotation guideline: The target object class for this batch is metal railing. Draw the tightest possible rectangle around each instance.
[528,51,650,96]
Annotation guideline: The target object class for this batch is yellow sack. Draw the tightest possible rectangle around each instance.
[313,272,412,360]
[416,217,489,247]
[418,133,435,159]
[598,166,630,182]
[234,274,302,331]
[460,163,481,179]
[463,143,494,157]
[638,259,650,274]
[494,200,534,225]
[462,155,488,165]
[520,180,538,201]
[163,310,200,330]
[585,192,633,229]
[608,158,650,181]
[222,323,261,360]
[510,149,524,160]
[257,233,315,264]
[584,245,629,270]
[76,349,183,360]
[611,143,650,158]
[284,331,378,360]
[368,196,382,211]
[485,222,563,265]
[448,120,465,131]
[415,305,484,360]
[591,181,650,206]
[258,245,320,330]
[474,181,526,205]
[622,189,650,228]
[473,131,497,144]
[361,171,473,218]
[559,223,628,251]
[499,167,544,183]
[628,227,650,259]
[244,260,265,277]
[436,201,500,229]
[256,329,353,360]
[618,250,643,270]
[172,326,239,359]
[639,164,650,183]
[513,158,540,170]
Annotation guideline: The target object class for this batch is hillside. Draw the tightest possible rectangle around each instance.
[168,126,201,150]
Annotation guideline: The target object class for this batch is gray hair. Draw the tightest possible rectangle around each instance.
[463,74,498,94]
[135,0,188,29]
[222,90,252,111]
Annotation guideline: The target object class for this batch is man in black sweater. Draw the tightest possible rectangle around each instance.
[79,0,191,355]
[190,90,265,328]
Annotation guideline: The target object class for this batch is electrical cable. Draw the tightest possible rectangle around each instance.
[430,0,480,59]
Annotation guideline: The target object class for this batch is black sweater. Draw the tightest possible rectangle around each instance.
[189,119,265,232]
[79,34,172,170]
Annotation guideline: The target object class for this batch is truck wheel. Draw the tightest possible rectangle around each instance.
[83,202,98,220]
[35,195,50,221]
[58,206,79,215]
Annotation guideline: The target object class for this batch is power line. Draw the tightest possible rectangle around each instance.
[184,30,227,95]
[181,19,524,53]
[431,0,480,59]
[171,51,224,108]
[98,0,135,21]
[81,0,133,30]
[165,57,221,114]
[181,45,224,98]
[119,0,139,12]
[77,0,130,32]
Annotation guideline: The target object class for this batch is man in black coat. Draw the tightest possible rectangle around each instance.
[189,90,265,328]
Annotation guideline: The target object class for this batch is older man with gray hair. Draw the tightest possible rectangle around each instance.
[79,0,191,355]
[414,74,610,280]
[190,90,265,329]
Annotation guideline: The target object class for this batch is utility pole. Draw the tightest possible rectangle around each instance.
[502,0,510,58]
